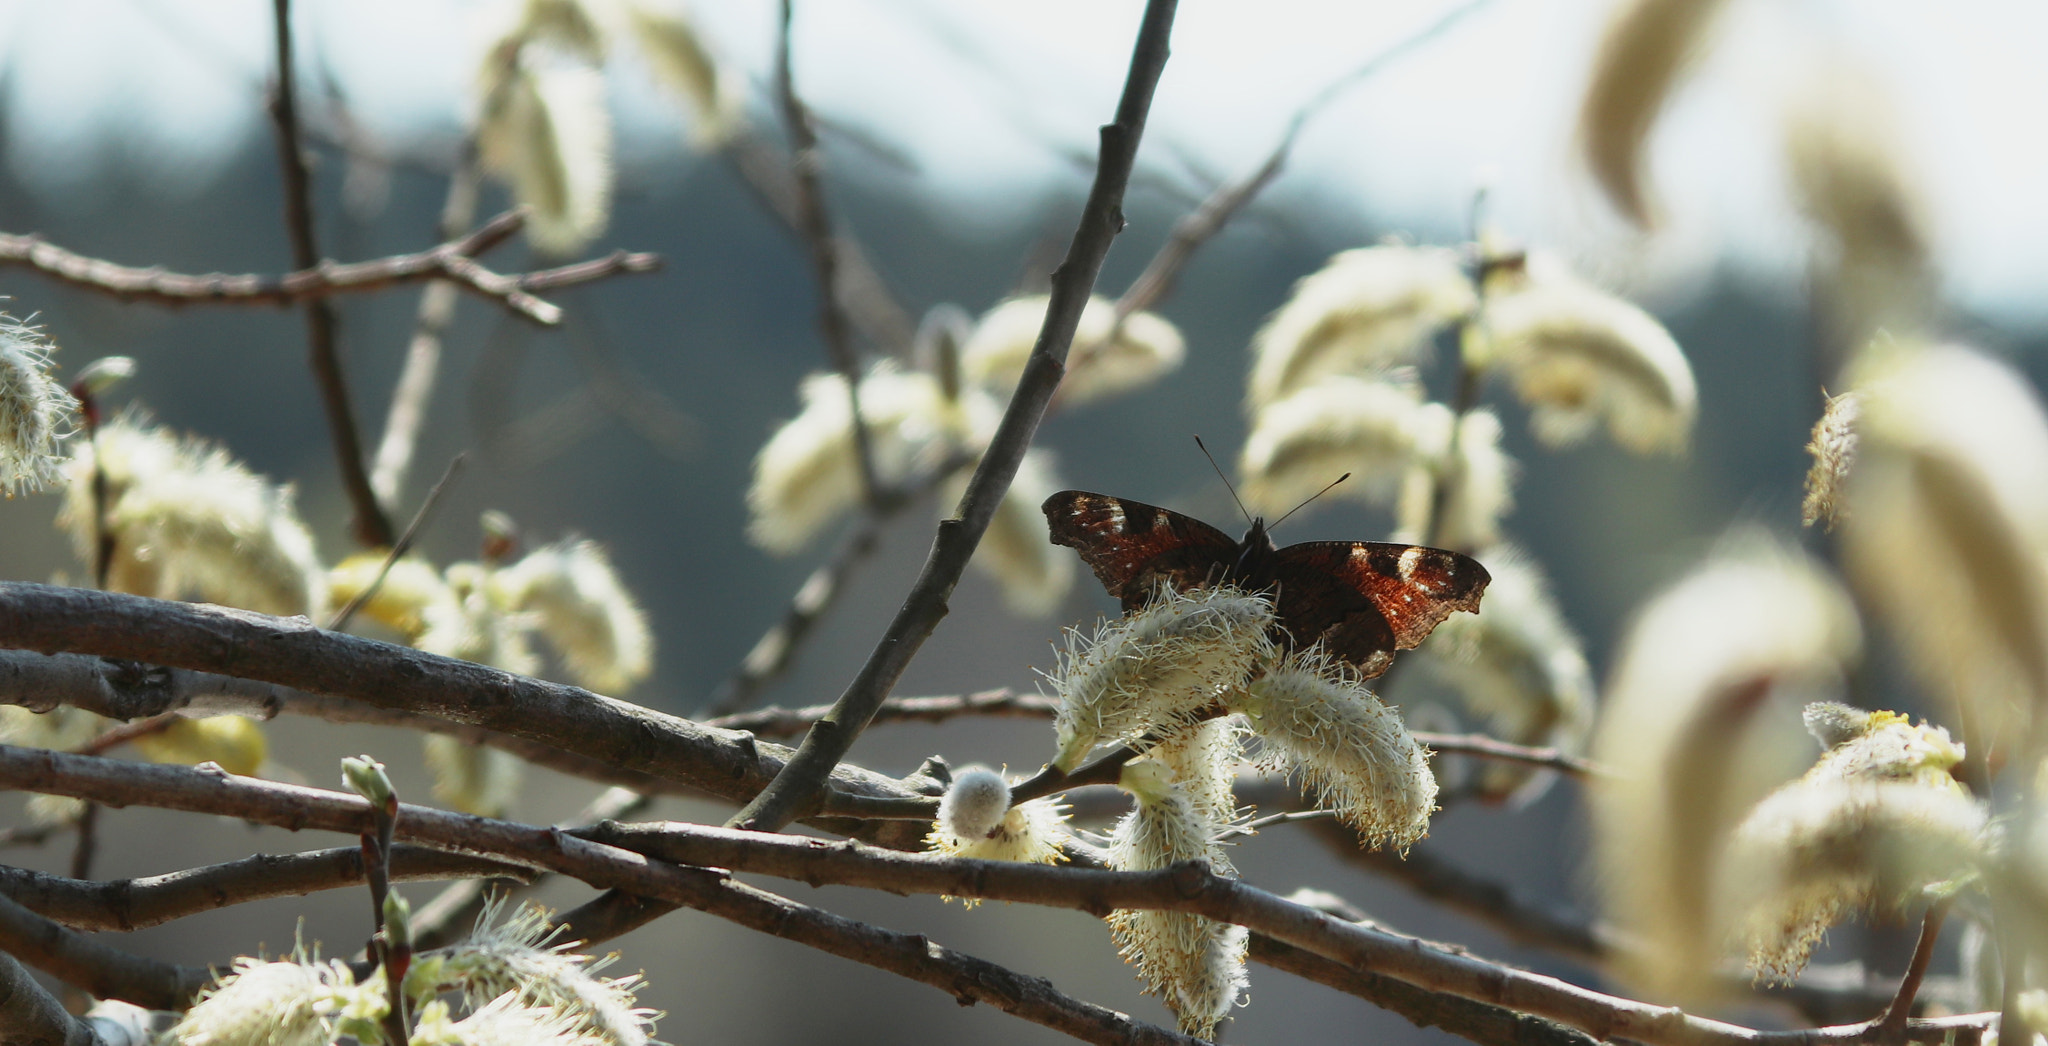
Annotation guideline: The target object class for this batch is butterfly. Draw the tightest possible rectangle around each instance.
[1041,490,1490,678]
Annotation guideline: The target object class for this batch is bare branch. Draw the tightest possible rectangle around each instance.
[0,948,107,1046]
[0,588,932,849]
[707,688,1052,737]
[667,875,1202,1046]
[268,0,390,548]
[327,453,465,630]
[0,214,659,330]
[0,846,527,933]
[775,0,884,507]
[1413,731,1608,778]
[0,748,1997,1046]
[0,888,210,1011]
[731,0,1183,835]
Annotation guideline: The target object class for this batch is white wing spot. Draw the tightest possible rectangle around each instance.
[1397,547,1424,579]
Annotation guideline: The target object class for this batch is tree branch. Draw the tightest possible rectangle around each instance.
[0,213,659,329]
[706,688,1050,737]
[0,888,210,1011]
[774,0,884,508]
[0,846,527,933]
[269,0,390,548]
[0,749,1997,1046]
[730,0,1183,835]
[0,587,931,849]
[0,948,107,1046]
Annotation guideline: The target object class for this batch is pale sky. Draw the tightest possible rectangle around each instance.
[1,0,2041,327]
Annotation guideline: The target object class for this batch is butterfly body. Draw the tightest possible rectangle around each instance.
[1042,489,1489,678]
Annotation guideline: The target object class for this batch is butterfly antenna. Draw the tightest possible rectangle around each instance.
[1193,435,1255,528]
[1271,473,1350,529]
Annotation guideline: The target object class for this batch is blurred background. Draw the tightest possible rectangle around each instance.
[0,0,2039,1042]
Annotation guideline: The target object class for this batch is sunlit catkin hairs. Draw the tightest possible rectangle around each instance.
[162,953,358,1046]
[1719,779,1986,984]
[925,766,1069,893]
[0,315,67,496]
[960,294,1184,406]
[1105,758,1249,1040]
[1801,390,1859,531]
[476,0,615,255]
[1047,585,1276,772]
[409,898,659,1046]
[493,537,655,693]
[1229,648,1437,851]
[1417,547,1594,803]
[747,363,964,554]
[1591,538,1862,1002]
[1799,704,1965,791]
[1840,343,2048,748]
[1246,244,1476,410]
[1239,373,1453,518]
[58,414,327,617]
[1476,256,1697,454]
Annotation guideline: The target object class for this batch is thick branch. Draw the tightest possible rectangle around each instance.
[731,0,1182,834]
[0,750,1996,1046]
[0,214,658,328]
[0,846,527,933]
[0,889,210,1011]
[0,586,929,848]
[0,948,104,1046]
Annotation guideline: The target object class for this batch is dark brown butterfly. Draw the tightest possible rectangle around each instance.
[1042,490,1490,678]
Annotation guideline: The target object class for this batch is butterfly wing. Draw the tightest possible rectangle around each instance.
[1267,541,1491,678]
[1042,490,1242,612]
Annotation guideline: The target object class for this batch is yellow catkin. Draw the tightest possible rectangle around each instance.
[1048,586,1276,772]
[1720,780,1985,983]
[412,899,659,1046]
[133,716,267,777]
[1105,759,1248,1039]
[1590,538,1862,1002]
[1240,373,1453,517]
[494,538,654,694]
[1842,344,2048,748]
[1232,649,1437,850]
[1576,0,1732,226]
[1479,262,1697,454]
[961,295,1184,406]
[1801,391,1859,531]
[0,315,68,496]
[1247,245,1476,409]
[59,415,327,617]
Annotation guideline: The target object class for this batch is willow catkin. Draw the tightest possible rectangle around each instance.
[1231,649,1437,850]
[1590,537,1862,1001]
[494,538,654,694]
[1247,245,1475,409]
[0,315,67,496]
[962,294,1183,405]
[1239,373,1453,518]
[1048,586,1276,772]
[1577,0,1732,226]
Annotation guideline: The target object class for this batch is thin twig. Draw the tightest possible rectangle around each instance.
[269,0,391,548]
[1878,902,1949,1041]
[731,0,1182,835]
[707,688,1049,737]
[1413,730,1609,778]
[775,0,884,507]
[327,453,466,630]
[0,214,658,329]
